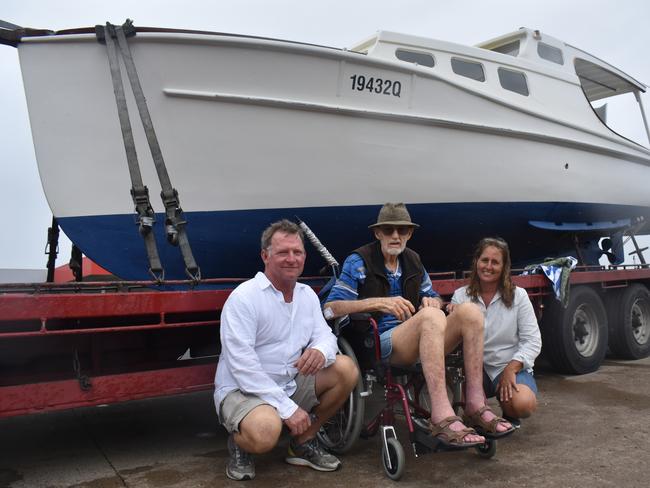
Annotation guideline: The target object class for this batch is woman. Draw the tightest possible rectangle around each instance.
[451,237,542,423]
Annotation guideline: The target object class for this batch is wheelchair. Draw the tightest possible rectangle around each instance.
[296,218,501,480]
[318,314,498,481]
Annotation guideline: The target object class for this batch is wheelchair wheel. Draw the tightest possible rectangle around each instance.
[382,437,406,480]
[317,337,365,453]
[476,438,496,458]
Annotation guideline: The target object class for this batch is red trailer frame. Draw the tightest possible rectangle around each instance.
[0,280,238,418]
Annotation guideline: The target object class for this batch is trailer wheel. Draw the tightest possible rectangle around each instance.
[317,337,365,453]
[607,284,650,359]
[541,286,608,374]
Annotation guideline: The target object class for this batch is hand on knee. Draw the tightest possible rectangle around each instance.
[502,393,536,419]
[417,306,446,324]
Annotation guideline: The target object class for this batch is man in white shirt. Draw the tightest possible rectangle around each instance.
[214,219,358,481]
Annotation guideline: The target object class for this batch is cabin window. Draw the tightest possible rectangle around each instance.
[491,40,520,57]
[395,49,435,67]
[537,42,564,65]
[451,58,485,81]
[498,68,529,96]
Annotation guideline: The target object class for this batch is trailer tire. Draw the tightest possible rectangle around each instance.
[541,286,608,374]
[607,284,650,359]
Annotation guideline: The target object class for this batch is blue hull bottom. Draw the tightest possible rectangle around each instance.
[58,202,650,281]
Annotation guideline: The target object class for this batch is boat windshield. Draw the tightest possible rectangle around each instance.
[490,40,520,57]
[575,57,649,147]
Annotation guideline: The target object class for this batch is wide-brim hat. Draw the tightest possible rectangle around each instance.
[368,202,420,229]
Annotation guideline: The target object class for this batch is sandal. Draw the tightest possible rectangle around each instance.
[428,416,483,447]
[463,405,515,439]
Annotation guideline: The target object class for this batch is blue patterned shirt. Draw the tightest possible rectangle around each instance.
[325,253,439,334]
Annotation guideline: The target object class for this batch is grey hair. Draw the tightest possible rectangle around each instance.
[260,219,304,251]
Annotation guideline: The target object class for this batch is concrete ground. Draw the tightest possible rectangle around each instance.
[1,357,649,488]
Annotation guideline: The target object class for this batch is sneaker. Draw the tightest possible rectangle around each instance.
[226,434,255,481]
[285,438,342,472]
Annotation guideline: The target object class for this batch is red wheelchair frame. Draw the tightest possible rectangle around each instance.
[318,315,497,480]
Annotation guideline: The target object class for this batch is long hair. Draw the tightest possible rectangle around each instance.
[466,237,515,307]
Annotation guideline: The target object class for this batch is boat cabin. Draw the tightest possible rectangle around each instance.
[351,28,650,147]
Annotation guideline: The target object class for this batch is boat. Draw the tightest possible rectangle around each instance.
[3,21,650,280]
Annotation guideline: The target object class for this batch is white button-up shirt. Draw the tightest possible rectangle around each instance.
[451,285,542,380]
[214,272,338,419]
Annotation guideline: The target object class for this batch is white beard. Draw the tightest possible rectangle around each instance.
[386,245,405,256]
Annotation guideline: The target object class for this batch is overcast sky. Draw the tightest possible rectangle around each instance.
[2,0,649,270]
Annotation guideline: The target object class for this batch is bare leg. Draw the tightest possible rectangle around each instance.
[445,303,511,433]
[500,384,537,419]
[444,303,484,408]
[294,355,358,445]
[235,405,283,454]
[390,307,483,444]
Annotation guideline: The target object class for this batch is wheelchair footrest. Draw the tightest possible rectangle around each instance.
[413,424,475,454]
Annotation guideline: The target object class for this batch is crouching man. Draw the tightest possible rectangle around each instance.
[214,219,359,481]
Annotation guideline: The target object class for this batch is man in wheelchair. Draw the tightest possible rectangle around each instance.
[323,203,514,448]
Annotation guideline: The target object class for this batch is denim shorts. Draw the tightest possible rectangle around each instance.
[483,369,538,398]
[379,327,395,360]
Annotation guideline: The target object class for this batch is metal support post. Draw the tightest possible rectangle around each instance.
[70,245,83,282]
[628,234,648,265]
[45,216,59,282]
[634,91,650,146]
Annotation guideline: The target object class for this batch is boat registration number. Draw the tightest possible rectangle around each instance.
[349,74,402,97]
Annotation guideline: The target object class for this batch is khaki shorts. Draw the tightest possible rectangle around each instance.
[219,374,319,434]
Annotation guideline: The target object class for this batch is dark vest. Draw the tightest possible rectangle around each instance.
[354,241,424,321]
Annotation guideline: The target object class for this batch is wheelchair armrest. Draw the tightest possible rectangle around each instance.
[348,312,372,321]
[333,314,384,373]
[333,313,372,336]
[347,316,381,364]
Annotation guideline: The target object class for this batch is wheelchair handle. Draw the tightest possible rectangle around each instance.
[295,217,340,271]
